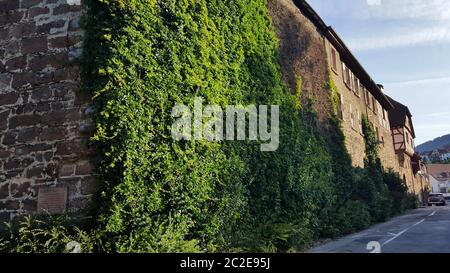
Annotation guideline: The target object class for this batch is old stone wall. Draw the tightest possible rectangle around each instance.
[0,0,426,220]
[0,0,96,221]
[270,0,399,172]
[267,0,333,123]
[325,40,367,168]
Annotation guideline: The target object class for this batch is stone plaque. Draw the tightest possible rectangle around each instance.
[37,187,68,214]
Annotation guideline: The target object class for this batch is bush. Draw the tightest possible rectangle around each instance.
[335,200,371,235]
[0,214,100,253]
[384,170,416,214]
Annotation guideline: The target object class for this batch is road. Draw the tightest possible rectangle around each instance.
[308,206,450,253]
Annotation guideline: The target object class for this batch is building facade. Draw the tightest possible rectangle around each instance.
[268,0,429,200]
[387,96,429,200]
[428,164,450,194]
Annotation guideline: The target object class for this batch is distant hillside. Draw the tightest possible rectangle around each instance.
[416,134,450,153]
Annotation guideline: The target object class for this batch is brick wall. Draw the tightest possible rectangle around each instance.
[0,0,96,221]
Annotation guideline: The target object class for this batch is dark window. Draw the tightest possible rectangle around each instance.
[331,48,338,72]
[353,77,359,96]
[373,97,378,114]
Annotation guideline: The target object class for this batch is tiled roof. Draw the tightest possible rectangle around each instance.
[427,164,450,178]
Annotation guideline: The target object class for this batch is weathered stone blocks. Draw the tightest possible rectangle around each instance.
[0,0,96,220]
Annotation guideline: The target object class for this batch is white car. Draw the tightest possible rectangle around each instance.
[428,193,446,206]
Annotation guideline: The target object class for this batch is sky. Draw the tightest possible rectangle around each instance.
[307,0,450,145]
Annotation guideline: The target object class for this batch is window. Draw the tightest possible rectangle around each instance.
[358,110,363,133]
[365,89,370,106]
[367,92,373,110]
[353,76,359,96]
[331,48,338,72]
[378,104,383,124]
[376,127,380,141]
[383,110,388,128]
[350,104,354,128]
[343,62,351,88]
[342,63,346,82]
[372,96,377,114]
[358,82,364,97]
[339,93,345,120]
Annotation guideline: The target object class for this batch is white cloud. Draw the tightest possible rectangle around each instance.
[366,0,381,6]
[424,112,450,118]
[386,76,450,86]
[308,0,450,21]
[348,27,450,51]
[372,0,450,21]
[308,0,450,51]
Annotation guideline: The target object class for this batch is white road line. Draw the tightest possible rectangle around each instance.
[413,219,425,227]
[429,210,438,217]
[382,219,425,246]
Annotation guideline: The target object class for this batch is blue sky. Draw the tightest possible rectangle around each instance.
[307,0,450,145]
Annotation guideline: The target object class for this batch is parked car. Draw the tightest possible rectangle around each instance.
[428,193,446,206]
[445,196,450,203]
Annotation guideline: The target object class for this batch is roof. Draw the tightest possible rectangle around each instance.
[430,175,449,182]
[427,164,450,178]
[292,0,393,110]
[386,95,416,138]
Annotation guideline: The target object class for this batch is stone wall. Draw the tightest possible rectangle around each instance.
[270,0,398,171]
[325,39,367,168]
[267,0,333,123]
[326,38,397,170]
[0,0,96,221]
[0,0,425,220]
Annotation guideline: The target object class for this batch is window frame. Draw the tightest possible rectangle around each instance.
[331,47,338,73]
[372,96,378,114]
[342,62,352,89]
[353,76,360,96]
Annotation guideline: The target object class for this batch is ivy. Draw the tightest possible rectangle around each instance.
[79,0,345,252]
[0,0,418,253]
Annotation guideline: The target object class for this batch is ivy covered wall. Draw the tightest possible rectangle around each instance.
[0,0,416,253]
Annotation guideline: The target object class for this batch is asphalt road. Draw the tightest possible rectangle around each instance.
[308,206,450,253]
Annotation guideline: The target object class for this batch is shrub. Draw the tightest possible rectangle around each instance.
[0,214,100,253]
[335,200,371,235]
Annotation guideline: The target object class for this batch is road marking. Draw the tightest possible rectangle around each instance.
[382,219,425,246]
[429,210,438,217]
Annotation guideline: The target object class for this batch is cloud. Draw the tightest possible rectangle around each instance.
[308,0,450,51]
[424,112,450,118]
[366,0,381,6]
[385,76,450,86]
[308,0,450,21]
[368,0,450,21]
[348,27,450,51]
